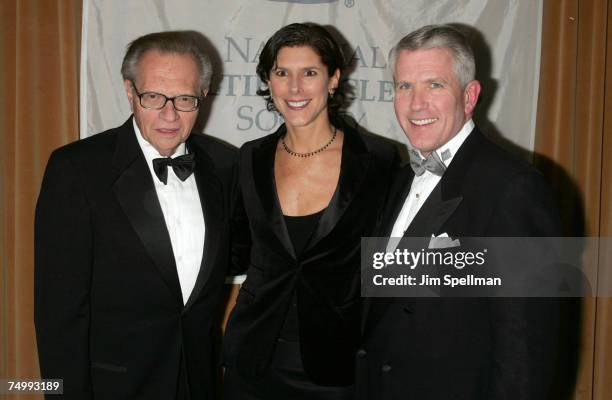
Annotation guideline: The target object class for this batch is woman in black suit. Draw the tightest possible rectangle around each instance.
[223,23,397,399]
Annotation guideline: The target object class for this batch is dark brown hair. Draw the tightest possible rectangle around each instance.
[256,23,346,124]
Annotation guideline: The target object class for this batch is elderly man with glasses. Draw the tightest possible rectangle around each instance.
[35,31,236,400]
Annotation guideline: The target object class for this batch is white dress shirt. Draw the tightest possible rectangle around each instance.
[134,120,205,304]
[389,119,475,238]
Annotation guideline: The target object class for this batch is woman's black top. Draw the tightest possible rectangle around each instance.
[279,210,325,341]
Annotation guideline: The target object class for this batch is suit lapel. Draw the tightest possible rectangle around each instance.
[404,184,462,237]
[112,118,183,305]
[251,127,296,258]
[377,165,415,237]
[306,124,370,252]
[401,129,491,237]
[183,138,224,310]
[404,127,488,237]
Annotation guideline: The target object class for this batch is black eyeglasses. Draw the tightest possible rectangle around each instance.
[130,81,202,112]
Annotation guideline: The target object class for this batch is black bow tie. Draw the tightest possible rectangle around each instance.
[152,153,195,184]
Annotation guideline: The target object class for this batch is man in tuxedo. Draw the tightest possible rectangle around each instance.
[357,24,561,399]
[35,31,236,399]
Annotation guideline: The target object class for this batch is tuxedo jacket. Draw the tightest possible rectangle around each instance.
[34,117,237,399]
[358,127,562,400]
[223,122,398,386]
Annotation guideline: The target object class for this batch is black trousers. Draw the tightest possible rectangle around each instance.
[223,339,354,400]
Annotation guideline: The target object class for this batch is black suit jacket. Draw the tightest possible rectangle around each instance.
[358,127,562,400]
[223,122,398,386]
[34,117,237,399]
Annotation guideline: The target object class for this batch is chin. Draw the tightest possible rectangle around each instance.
[284,118,312,128]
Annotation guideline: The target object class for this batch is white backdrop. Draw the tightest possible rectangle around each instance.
[81,0,542,152]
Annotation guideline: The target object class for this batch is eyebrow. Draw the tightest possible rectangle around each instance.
[394,77,450,85]
[394,79,413,86]
[425,77,449,84]
[273,65,323,70]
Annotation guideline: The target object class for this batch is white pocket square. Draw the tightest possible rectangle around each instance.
[428,233,460,249]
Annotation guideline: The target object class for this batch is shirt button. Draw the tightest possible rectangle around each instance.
[382,364,392,372]
[356,349,367,358]
[415,193,420,198]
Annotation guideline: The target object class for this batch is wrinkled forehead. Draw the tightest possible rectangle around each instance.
[134,50,198,77]
[393,47,459,79]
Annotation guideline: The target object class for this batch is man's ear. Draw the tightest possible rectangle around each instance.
[124,79,134,111]
[463,80,481,116]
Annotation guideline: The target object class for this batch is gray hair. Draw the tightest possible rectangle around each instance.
[390,24,475,88]
[121,30,213,92]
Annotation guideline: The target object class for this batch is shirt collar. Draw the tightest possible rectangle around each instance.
[415,118,474,168]
[132,118,187,166]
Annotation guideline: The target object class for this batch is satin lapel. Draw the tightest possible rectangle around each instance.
[403,128,487,237]
[184,140,224,311]
[252,128,296,258]
[306,127,370,251]
[378,165,415,237]
[438,127,482,208]
[404,183,462,237]
[112,120,183,304]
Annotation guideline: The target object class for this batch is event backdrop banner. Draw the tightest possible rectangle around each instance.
[81,0,542,151]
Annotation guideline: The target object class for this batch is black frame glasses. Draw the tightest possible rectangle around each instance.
[130,81,202,112]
